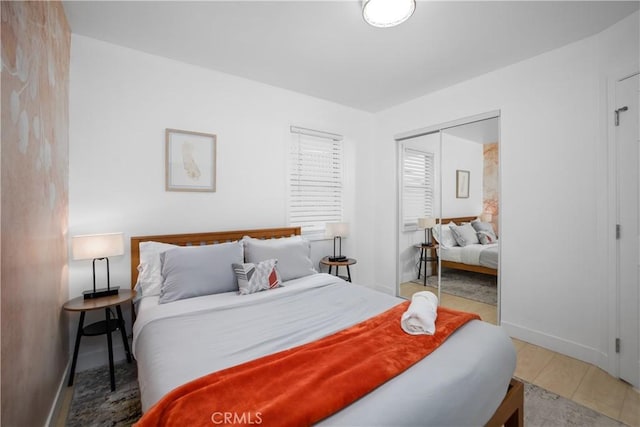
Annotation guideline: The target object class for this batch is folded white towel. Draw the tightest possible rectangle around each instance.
[401,291,439,335]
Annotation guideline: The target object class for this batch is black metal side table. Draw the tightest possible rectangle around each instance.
[320,257,357,282]
[415,244,439,286]
[63,289,135,391]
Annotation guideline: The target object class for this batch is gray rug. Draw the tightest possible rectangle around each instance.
[413,267,497,305]
[66,363,627,426]
[67,362,141,427]
[523,381,626,426]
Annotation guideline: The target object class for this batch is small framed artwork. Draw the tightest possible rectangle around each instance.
[456,170,470,198]
[165,128,216,192]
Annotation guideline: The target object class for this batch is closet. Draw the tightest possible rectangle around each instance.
[395,112,501,323]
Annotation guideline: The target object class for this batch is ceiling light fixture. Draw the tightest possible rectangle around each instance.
[362,0,416,28]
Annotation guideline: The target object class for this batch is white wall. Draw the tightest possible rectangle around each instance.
[373,12,639,374]
[441,134,484,218]
[68,34,374,369]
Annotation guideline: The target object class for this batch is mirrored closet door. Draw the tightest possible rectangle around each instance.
[396,113,501,324]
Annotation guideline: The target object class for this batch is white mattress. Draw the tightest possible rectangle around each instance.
[133,273,515,425]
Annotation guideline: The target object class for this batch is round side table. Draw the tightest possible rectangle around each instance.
[63,289,135,391]
[320,257,357,282]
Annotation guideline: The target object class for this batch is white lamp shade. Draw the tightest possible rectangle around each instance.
[362,0,416,28]
[325,222,349,238]
[417,217,436,229]
[72,233,124,260]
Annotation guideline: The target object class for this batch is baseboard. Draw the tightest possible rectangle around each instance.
[46,358,71,427]
[501,320,606,367]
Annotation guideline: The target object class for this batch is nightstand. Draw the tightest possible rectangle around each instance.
[320,257,357,282]
[415,243,439,286]
[63,289,135,391]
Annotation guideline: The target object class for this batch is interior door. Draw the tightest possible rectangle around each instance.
[616,72,639,387]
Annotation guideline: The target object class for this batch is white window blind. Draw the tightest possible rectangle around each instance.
[402,148,434,230]
[288,127,343,239]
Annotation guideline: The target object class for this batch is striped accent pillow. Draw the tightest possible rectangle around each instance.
[477,230,497,245]
[233,259,282,295]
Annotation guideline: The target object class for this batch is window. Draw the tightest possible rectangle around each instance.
[288,127,343,240]
[402,148,434,230]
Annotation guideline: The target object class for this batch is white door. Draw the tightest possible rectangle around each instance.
[616,73,639,387]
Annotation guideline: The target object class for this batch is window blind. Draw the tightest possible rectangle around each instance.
[288,131,343,239]
[402,148,434,230]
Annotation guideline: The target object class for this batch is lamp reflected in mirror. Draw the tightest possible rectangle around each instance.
[418,217,436,246]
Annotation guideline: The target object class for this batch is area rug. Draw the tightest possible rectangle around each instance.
[66,363,626,426]
[523,380,626,426]
[412,267,497,305]
[67,362,141,427]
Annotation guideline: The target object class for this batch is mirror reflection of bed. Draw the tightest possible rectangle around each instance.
[398,116,500,325]
[400,216,499,324]
[436,216,498,323]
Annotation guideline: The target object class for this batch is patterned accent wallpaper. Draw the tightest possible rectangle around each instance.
[483,143,499,234]
[1,2,70,425]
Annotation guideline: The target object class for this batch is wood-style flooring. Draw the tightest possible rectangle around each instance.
[400,282,639,427]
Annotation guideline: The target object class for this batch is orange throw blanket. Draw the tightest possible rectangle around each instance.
[135,302,479,427]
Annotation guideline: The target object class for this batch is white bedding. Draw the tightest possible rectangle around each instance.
[133,273,515,425]
[440,242,499,269]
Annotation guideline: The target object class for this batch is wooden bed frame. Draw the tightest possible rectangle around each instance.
[439,216,498,277]
[485,378,524,427]
[129,226,521,426]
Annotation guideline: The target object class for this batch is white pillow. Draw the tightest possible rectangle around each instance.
[242,235,316,282]
[159,241,243,304]
[450,223,481,247]
[432,223,458,248]
[135,241,178,297]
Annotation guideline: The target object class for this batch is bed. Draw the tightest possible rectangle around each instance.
[130,227,521,426]
[436,216,499,276]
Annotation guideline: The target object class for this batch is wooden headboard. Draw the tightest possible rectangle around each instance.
[130,227,302,287]
[439,216,479,225]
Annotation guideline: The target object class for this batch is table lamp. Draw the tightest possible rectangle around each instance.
[418,217,436,246]
[325,222,349,261]
[72,232,124,299]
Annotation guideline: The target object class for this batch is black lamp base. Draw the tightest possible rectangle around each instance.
[83,286,120,300]
[328,256,347,262]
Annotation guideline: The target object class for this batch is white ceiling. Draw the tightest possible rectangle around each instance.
[62,1,639,112]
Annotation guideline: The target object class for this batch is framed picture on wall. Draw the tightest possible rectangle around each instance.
[456,170,470,198]
[165,128,216,192]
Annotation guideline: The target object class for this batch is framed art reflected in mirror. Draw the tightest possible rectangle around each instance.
[456,170,470,198]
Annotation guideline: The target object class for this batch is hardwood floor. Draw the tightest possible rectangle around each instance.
[400,282,639,427]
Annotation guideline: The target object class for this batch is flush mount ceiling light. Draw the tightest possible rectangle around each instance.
[362,0,416,28]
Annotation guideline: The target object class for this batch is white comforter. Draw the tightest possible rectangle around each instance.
[133,273,515,426]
